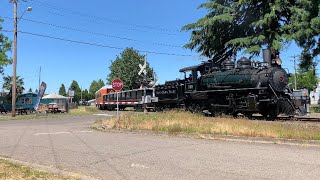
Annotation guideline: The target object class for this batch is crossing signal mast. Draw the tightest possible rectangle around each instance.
[138,55,148,113]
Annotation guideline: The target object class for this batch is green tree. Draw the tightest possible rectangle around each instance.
[69,80,81,103]
[287,0,320,71]
[89,80,98,99]
[107,48,155,90]
[59,83,66,96]
[289,69,318,91]
[82,89,89,101]
[97,79,105,88]
[2,75,24,102]
[183,0,320,64]
[35,89,38,93]
[0,18,13,74]
[28,88,32,92]
[88,79,105,99]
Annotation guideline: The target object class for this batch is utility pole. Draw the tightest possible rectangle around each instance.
[38,66,41,91]
[80,86,83,104]
[12,0,18,117]
[143,55,147,114]
[293,55,298,90]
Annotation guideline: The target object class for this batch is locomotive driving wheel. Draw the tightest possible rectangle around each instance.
[261,105,279,121]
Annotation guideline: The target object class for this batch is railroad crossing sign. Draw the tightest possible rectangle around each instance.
[112,79,123,92]
[138,58,147,76]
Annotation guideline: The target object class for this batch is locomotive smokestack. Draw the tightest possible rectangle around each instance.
[263,49,271,65]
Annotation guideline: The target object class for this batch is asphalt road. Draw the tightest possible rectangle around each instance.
[0,113,320,180]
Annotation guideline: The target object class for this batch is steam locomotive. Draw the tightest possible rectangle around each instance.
[154,49,297,120]
[101,49,300,120]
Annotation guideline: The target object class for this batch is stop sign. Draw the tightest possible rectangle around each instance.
[112,79,123,92]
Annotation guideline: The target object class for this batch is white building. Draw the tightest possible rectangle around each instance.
[310,79,320,105]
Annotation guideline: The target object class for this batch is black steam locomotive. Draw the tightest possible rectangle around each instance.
[154,49,297,120]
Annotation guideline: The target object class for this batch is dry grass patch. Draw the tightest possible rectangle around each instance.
[97,111,320,140]
[0,159,78,180]
[0,106,98,121]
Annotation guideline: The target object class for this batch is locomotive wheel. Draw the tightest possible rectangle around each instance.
[232,111,238,118]
[244,112,253,119]
[261,109,278,121]
[194,104,203,113]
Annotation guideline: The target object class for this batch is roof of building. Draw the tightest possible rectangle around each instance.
[42,93,68,99]
[98,85,113,91]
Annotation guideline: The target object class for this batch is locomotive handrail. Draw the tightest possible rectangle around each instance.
[268,84,279,99]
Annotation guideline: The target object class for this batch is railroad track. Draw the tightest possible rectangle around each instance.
[277,116,320,122]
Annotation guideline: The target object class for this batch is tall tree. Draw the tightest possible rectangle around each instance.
[89,80,98,99]
[97,79,105,88]
[2,75,24,102]
[69,80,81,103]
[107,48,155,90]
[82,89,89,101]
[0,18,13,74]
[59,83,66,96]
[88,79,105,99]
[286,0,320,71]
[183,1,320,63]
[28,88,32,92]
[289,69,318,91]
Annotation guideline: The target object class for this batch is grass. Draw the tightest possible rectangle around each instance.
[0,106,98,121]
[95,111,320,140]
[0,159,78,180]
[310,105,320,113]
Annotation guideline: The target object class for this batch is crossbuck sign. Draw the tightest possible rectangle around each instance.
[138,58,147,76]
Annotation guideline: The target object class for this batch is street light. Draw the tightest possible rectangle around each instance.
[12,0,32,117]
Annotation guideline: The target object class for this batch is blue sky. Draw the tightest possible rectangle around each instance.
[0,0,318,94]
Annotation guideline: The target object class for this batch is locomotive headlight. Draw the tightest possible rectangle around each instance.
[276,58,282,66]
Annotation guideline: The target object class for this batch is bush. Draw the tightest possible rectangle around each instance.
[310,106,320,113]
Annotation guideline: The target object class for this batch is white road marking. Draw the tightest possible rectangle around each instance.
[93,114,114,117]
[131,163,149,169]
[34,132,71,136]
[34,131,93,136]
[77,130,94,133]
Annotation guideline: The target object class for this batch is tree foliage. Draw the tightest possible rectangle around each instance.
[107,48,155,90]
[82,89,89,101]
[2,75,24,102]
[289,69,318,91]
[69,80,81,103]
[183,0,320,67]
[28,88,32,92]
[58,84,66,96]
[88,79,105,99]
[286,0,320,71]
[0,18,13,74]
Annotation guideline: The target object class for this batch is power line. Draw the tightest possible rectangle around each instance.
[2,16,182,48]
[1,30,196,57]
[18,18,183,48]
[27,0,181,34]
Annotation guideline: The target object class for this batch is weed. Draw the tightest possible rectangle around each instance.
[95,111,320,140]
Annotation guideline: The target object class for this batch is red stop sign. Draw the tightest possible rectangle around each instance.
[112,79,123,91]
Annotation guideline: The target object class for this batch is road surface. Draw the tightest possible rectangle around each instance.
[0,114,320,180]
